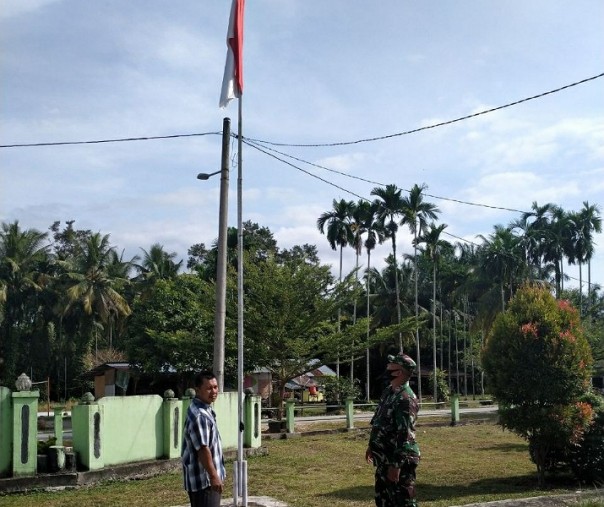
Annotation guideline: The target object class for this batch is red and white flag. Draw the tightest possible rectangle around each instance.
[219,0,245,108]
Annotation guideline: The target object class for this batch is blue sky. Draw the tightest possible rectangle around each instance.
[1,0,603,290]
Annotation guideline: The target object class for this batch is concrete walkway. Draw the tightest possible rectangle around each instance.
[171,490,603,507]
[452,492,603,506]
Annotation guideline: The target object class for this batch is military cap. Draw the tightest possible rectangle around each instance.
[387,353,416,372]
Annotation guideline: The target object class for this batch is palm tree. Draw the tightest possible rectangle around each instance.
[317,199,355,377]
[577,201,602,311]
[349,200,368,382]
[543,206,572,298]
[369,255,413,331]
[137,243,182,282]
[513,201,555,280]
[371,184,405,351]
[477,225,524,311]
[0,221,49,383]
[61,233,131,360]
[105,249,137,348]
[417,222,450,401]
[400,183,440,402]
[357,200,384,401]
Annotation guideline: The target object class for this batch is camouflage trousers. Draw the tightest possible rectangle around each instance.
[374,463,418,507]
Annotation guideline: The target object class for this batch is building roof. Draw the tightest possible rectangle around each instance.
[82,362,131,379]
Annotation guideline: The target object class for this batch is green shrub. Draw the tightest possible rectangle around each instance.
[482,285,594,485]
[37,437,56,454]
[429,368,450,402]
[568,392,604,484]
[317,376,361,403]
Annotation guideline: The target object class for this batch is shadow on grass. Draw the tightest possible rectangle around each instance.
[420,474,538,502]
[481,442,528,453]
[316,484,374,503]
[420,473,579,502]
[316,474,579,504]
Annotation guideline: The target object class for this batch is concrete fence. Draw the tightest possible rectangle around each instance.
[0,377,262,478]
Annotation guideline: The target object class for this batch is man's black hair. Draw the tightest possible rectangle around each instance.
[194,370,216,387]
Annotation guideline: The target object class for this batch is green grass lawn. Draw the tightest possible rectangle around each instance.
[1,422,597,507]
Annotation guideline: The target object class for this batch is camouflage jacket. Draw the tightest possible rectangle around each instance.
[369,382,420,468]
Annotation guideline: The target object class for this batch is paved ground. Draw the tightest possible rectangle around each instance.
[171,490,603,507]
[452,492,603,506]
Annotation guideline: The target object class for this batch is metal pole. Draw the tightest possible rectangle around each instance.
[236,96,247,506]
[213,117,231,392]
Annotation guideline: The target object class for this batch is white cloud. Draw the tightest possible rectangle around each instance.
[0,0,60,19]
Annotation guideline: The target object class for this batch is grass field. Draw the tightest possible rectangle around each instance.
[2,421,600,507]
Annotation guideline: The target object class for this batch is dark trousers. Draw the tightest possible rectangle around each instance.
[374,463,418,507]
[188,487,221,507]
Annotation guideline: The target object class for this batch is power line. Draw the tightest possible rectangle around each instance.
[249,139,530,214]
[247,72,604,148]
[0,131,221,149]
[246,137,604,287]
[243,139,367,201]
[2,73,602,150]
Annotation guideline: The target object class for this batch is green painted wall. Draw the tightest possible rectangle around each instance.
[72,403,104,470]
[212,391,239,450]
[98,395,163,465]
[0,386,12,476]
[11,391,39,477]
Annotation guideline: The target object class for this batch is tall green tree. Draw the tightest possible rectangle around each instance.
[477,225,525,312]
[418,222,451,401]
[347,200,368,381]
[243,253,369,417]
[136,243,181,284]
[400,183,440,401]
[513,202,555,280]
[574,202,602,312]
[317,199,355,276]
[371,184,406,351]
[125,274,217,392]
[0,221,49,383]
[545,206,573,298]
[358,200,384,401]
[317,199,355,376]
[60,233,131,363]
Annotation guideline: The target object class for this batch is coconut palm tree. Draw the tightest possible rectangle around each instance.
[137,243,182,281]
[0,221,49,383]
[400,183,440,402]
[371,184,405,351]
[317,199,355,377]
[61,233,131,360]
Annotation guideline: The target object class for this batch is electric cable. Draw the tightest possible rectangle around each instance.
[247,138,530,214]
[246,72,604,148]
[2,72,602,149]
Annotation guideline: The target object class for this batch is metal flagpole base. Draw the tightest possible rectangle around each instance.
[232,460,248,506]
[233,461,239,506]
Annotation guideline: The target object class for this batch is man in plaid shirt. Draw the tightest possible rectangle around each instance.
[182,371,225,507]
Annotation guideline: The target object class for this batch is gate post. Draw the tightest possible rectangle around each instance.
[12,374,39,477]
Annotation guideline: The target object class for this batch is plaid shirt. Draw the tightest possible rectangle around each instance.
[182,397,225,492]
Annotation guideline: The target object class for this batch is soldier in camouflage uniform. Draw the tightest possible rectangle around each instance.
[365,353,420,507]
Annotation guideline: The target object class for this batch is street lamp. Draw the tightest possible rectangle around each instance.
[197,117,231,391]
[197,170,221,181]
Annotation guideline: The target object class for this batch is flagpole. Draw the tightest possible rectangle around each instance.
[236,94,247,507]
[218,0,246,502]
